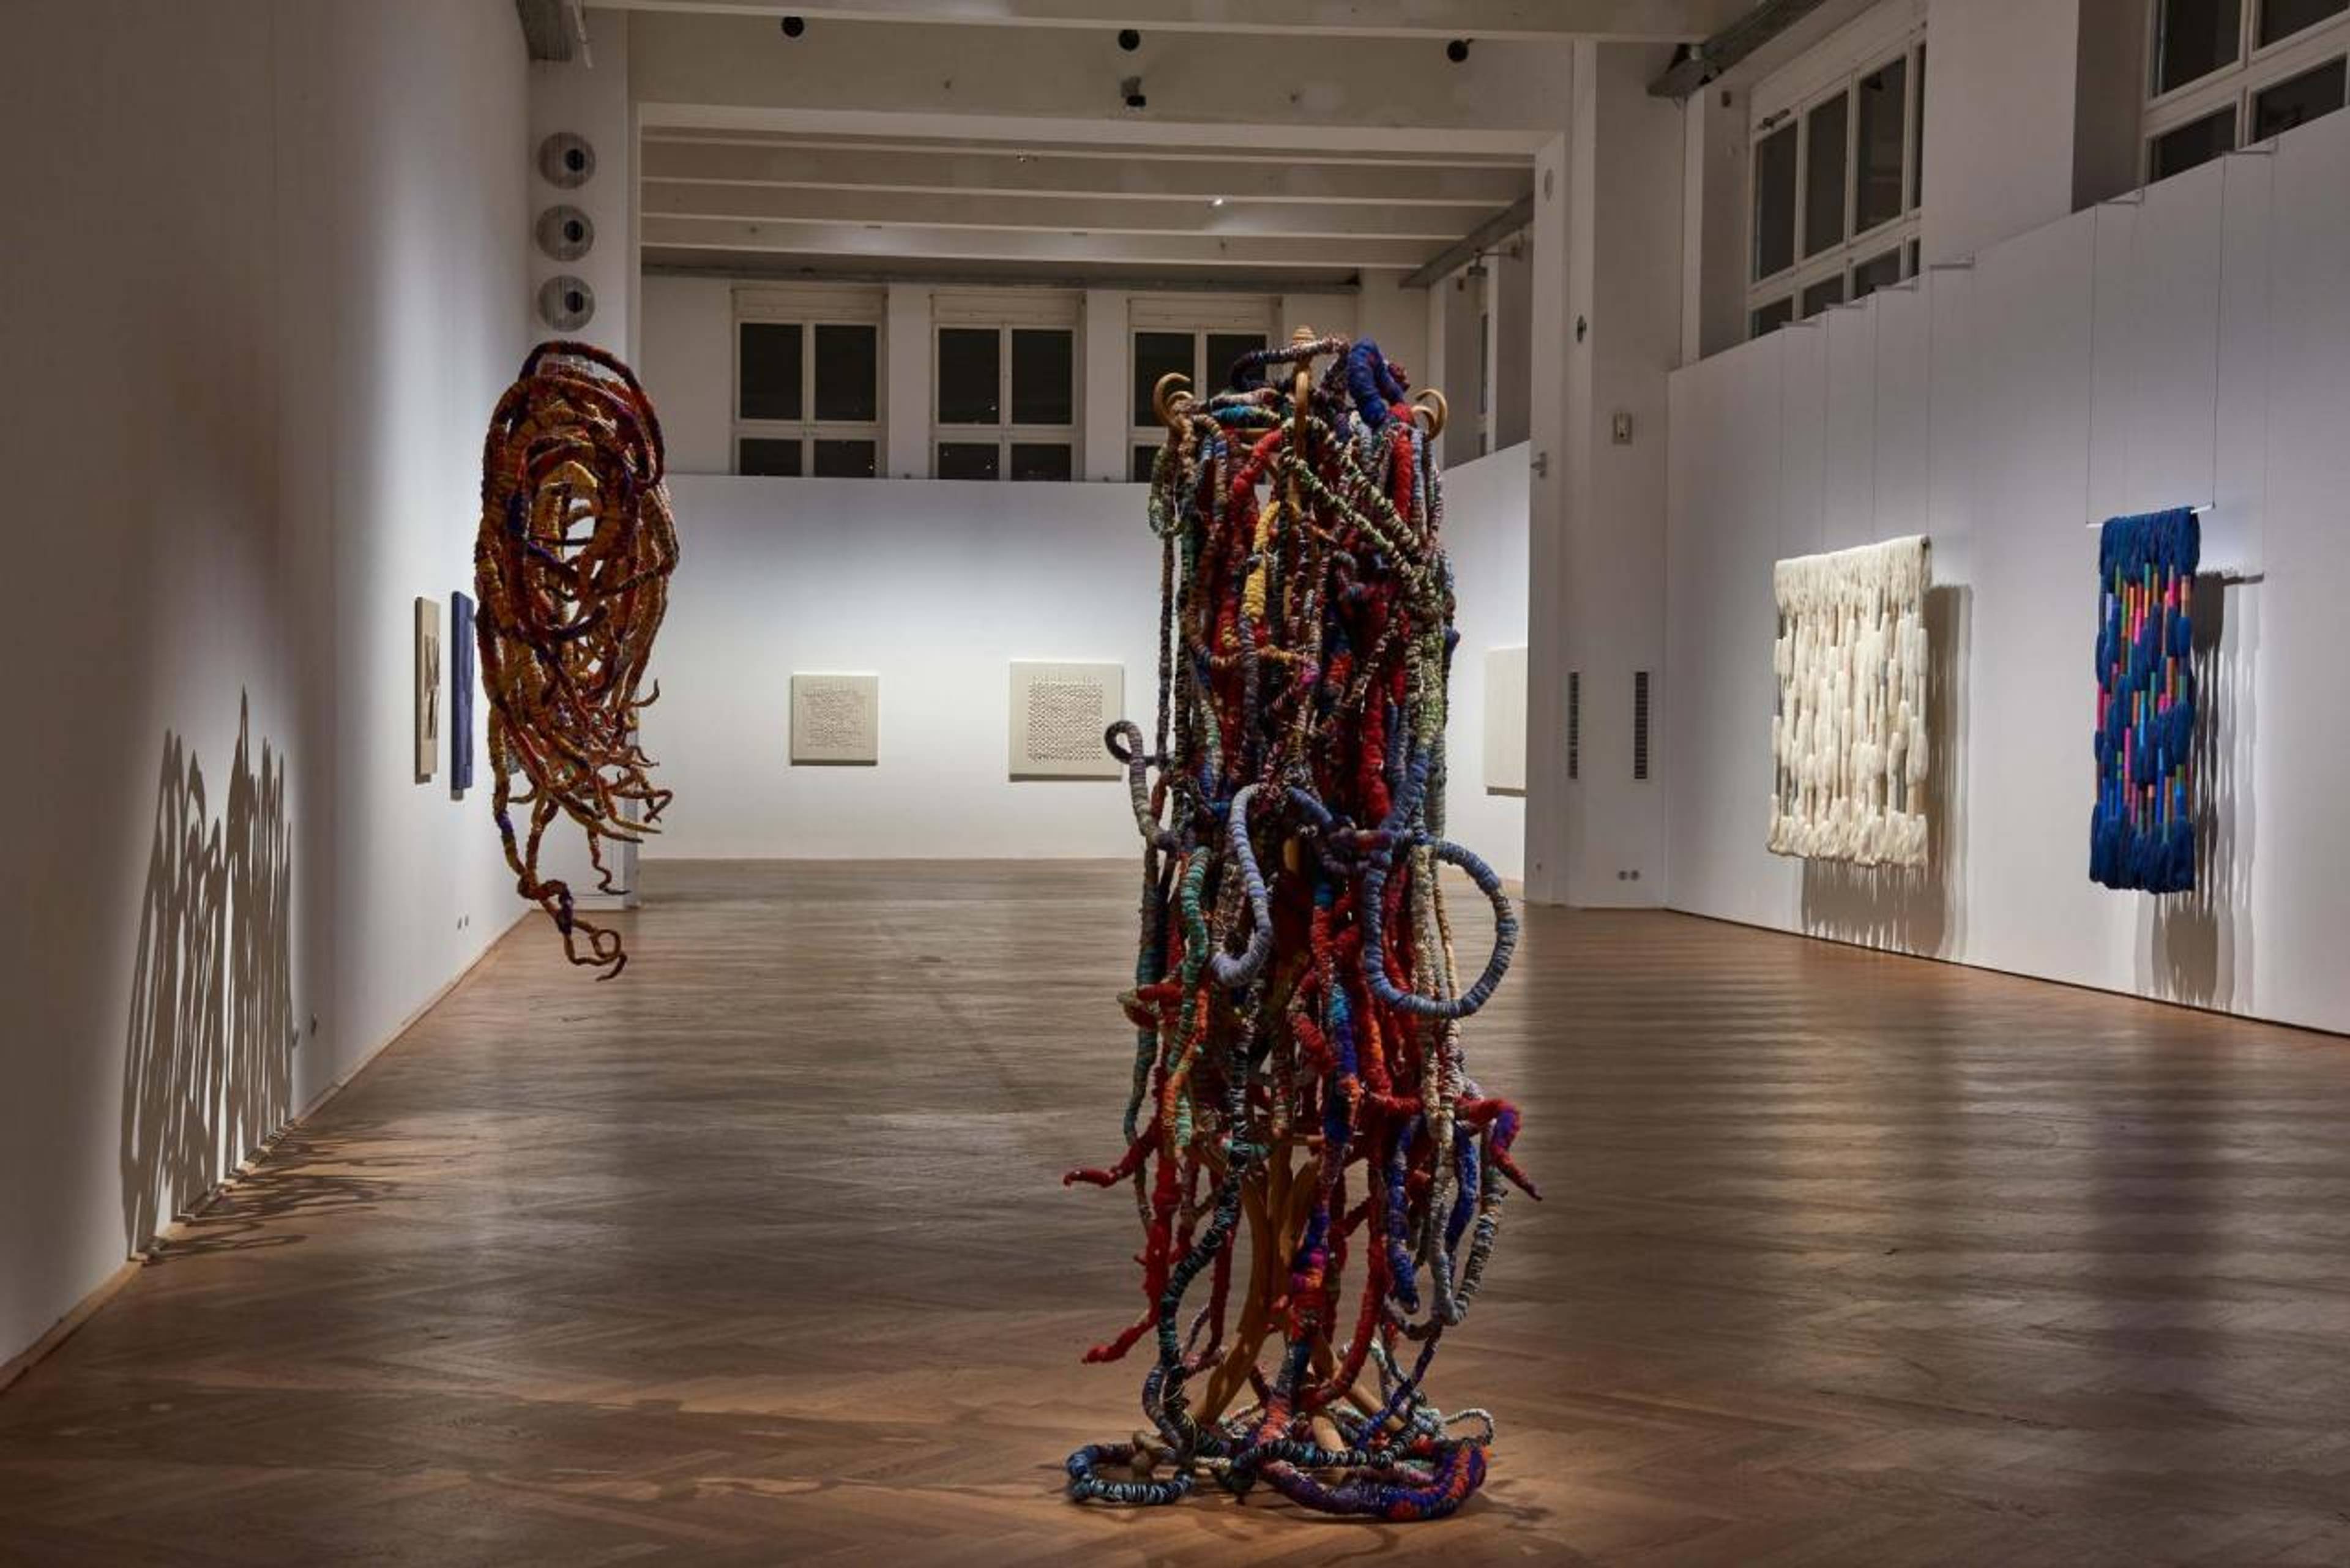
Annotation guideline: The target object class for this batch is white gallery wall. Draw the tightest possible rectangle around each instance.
[1665,106,2350,1034]
[642,447,1528,874]
[0,0,527,1370]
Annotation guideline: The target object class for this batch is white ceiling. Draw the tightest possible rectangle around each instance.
[609,1,1742,285]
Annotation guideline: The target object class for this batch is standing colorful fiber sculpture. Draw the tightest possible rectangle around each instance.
[2091,507,2198,894]
[1064,329,1529,1521]
[476,342,678,977]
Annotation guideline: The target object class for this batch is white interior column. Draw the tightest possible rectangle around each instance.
[1524,40,1683,908]
[885,284,930,479]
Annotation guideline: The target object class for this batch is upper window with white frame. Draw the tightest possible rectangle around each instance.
[2144,0,2347,182]
[1128,296,1276,482]
[933,291,1080,482]
[733,285,884,478]
[1746,2,1927,341]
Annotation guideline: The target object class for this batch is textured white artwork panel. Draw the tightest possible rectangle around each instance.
[413,596,441,783]
[789,673,880,765]
[1483,645,1527,796]
[1769,535,1930,867]
[1009,660,1123,780]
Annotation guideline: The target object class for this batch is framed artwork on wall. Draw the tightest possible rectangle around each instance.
[450,591,476,796]
[789,673,881,765]
[1483,645,1528,796]
[1008,661,1123,780]
[414,597,441,783]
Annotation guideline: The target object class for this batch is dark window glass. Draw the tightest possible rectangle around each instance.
[738,436,802,476]
[937,441,999,480]
[2155,0,2242,94]
[2151,105,2237,178]
[1804,92,1849,258]
[1204,332,1267,392]
[1911,43,1926,209]
[1750,297,1796,337]
[739,323,802,421]
[937,327,1000,424]
[2261,0,2346,44]
[2253,55,2346,139]
[1753,122,1798,279]
[1133,330,1195,424]
[1133,444,1160,482]
[1800,276,1846,319]
[1009,442,1073,482]
[811,439,875,478]
[813,324,878,422]
[1851,248,1904,301]
[1906,237,1921,277]
[1011,329,1075,425]
[1854,56,1907,233]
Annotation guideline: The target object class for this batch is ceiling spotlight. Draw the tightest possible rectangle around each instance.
[1211,196,1226,207]
[1117,28,1142,51]
[1445,37,1471,63]
[1121,75,1147,110]
[780,15,806,37]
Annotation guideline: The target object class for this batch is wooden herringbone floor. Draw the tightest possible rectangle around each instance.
[3,861,2348,1566]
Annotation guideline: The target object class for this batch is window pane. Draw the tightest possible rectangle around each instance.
[937,441,999,480]
[1205,332,1267,392]
[1752,122,1798,279]
[738,436,802,477]
[2262,0,2346,45]
[1852,248,1904,301]
[1009,442,1073,482]
[1133,444,1160,482]
[1804,92,1849,258]
[1800,276,1846,319]
[938,327,1001,425]
[811,439,875,478]
[2253,55,2346,140]
[1854,57,1907,233]
[1906,237,1921,277]
[2150,105,2237,179]
[1911,44,1926,209]
[813,324,878,422]
[739,323,802,422]
[1011,329,1074,426]
[1750,296,1796,338]
[1133,330,1196,424]
[2155,0,2242,94]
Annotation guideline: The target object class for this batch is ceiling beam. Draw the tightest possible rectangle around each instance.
[1648,0,1838,99]
[643,181,1474,239]
[640,138,1531,206]
[642,215,1441,270]
[630,10,1573,154]
[1399,193,1533,287]
[604,0,1740,42]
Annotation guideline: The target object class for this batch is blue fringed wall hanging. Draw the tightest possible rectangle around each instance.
[2091,507,2198,893]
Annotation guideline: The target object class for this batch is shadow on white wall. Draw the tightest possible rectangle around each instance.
[2145,575,2258,1012]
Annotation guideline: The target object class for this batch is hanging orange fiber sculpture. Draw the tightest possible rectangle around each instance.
[475,342,678,977]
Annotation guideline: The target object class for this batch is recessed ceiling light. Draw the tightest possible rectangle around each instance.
[1211,197,1226,207]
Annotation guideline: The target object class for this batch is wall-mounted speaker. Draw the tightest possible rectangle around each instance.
[536,204,594,261]
[537,132,594,188]
[539,275,595,331]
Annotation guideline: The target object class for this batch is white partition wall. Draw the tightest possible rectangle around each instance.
[645,449,1529,875]
[1664,108,2350,1034]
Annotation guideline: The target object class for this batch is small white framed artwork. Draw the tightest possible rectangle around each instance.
[413,597,441,783]
[789,673,881,765]
[1483,645,1527,796]
[1009,661,1124,780]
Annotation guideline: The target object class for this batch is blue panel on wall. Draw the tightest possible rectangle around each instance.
[450,589,476,796]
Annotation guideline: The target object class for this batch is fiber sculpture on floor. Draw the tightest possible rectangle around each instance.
[1769,535,1931,867]
[1064,330,1529,1521]
[476,342,677,977]
[2092,507,2198,893]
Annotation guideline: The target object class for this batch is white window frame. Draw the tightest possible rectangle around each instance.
[1128,294,1278,481]
[931,289,1082,482]
[731,284,886,477]
[2142,0,2349,179]
[1745,0,1928,341]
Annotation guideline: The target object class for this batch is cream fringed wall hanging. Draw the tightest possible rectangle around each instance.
[1769,535,1931,867]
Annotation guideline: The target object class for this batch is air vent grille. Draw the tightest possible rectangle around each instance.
[1567,671,1581,782]
[1633,670,1652,782]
